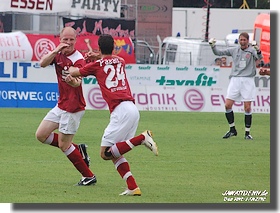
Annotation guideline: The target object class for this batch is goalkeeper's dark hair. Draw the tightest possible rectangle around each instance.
[98,34,114,55]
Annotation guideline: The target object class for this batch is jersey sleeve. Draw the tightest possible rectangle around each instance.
[74,58,86,68]
[79,61,97,77]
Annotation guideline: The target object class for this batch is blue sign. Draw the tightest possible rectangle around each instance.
[0,82,59,108]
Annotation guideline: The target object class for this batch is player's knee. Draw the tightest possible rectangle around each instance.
[225,100,234,110]
[100,154,111,160]
[244,103,252,112]
[35,132,45,143]
[104,147,112,156]
[101,147,113,160]
[225,103,231,109]
[244,107,251,113]
[58,141,72,152]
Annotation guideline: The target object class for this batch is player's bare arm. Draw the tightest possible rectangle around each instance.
[68,66,82,77]
[40,43,70,67]
[84,51,101,61]
[64,73,82,87]
[84,38,93,52]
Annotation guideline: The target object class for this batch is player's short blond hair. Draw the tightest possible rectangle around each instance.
[60,27,77,38]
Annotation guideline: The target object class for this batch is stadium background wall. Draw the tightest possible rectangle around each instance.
[0,61,270,114]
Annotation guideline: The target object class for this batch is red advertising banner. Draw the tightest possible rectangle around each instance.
[0,31,136,63]
[26,33,136,63]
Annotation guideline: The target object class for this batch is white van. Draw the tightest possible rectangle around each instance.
[157,36,237,66]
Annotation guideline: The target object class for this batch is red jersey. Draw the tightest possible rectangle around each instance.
[52,49,86,113]
[79,55,135,113]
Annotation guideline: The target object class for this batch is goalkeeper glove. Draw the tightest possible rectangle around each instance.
[252,41,260,52]
[209,38,216,48]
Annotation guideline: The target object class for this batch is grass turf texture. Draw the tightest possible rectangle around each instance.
[0,108,270,204]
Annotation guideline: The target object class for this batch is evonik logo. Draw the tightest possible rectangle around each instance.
[155,73,217,86]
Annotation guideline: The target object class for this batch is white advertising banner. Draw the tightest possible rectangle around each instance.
[0,0,120,18]
[0,31,33,61]
[83,85,270,114]
[0,0,71,14]
[0,62,270,113]
[70,0,121,18]
[0,61,56,83]
[82,65,270,113]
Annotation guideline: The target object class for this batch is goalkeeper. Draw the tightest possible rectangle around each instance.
[209,32,263,140]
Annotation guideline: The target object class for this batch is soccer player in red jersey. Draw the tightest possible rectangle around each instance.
[35,27,97,186]
[67,34,158,196]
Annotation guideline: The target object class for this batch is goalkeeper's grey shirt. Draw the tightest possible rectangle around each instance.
[211,45,263,78]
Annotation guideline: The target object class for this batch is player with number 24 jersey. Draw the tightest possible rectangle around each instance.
[78,55,135,113]
[68,34,158,196]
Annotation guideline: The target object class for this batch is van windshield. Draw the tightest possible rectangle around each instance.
[166,43,177,63]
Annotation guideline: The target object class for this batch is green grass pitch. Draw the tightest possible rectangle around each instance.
[0,108,270,204]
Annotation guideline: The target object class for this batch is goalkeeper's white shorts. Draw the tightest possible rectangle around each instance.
[226,76,256,102]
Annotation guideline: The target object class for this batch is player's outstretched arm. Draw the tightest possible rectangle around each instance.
[84,51,101,61]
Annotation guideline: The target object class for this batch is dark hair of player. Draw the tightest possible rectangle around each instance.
[98,34,114,55]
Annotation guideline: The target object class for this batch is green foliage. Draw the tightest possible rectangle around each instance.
[0,108,271,204]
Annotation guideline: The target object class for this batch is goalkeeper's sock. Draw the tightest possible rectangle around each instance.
[245,113,252,128]
[225,109,234,125]
[114,157,138,190]
[244,112,252,136]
